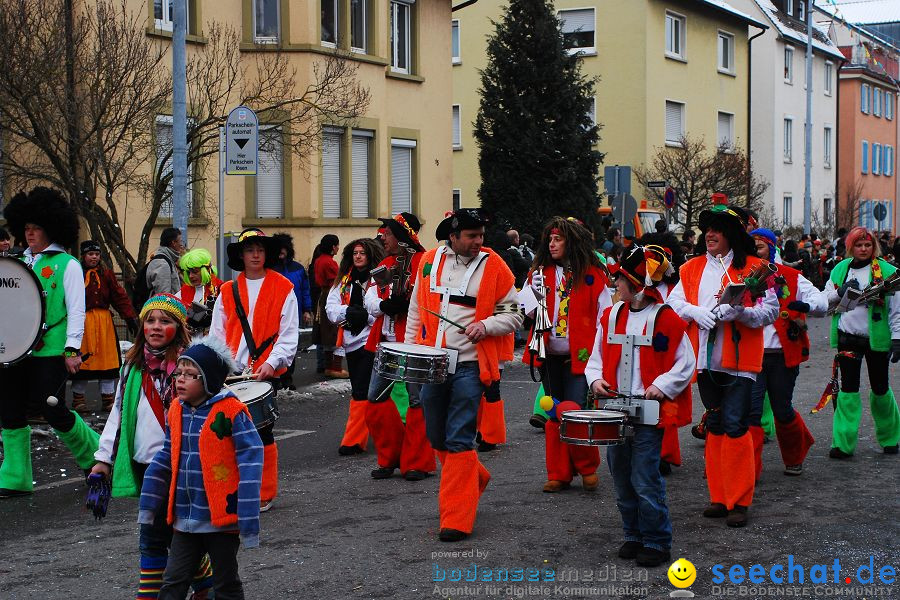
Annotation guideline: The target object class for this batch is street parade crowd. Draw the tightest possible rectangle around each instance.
[0,186,898,598]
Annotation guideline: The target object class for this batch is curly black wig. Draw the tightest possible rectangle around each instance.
[3,187,79,250]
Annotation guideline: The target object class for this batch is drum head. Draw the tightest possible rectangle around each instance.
[562,409,625,422]
[0,257,45,366]
[379,342,448,357]
[228,381,274,401]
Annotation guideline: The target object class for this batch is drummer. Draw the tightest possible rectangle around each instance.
[0,187,99,498]
[584,245,695,567]
[405,208,522,542]
[210,228,299,512]
[363,213,435,481]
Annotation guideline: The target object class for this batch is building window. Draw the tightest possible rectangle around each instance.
[350,0,368,52]
[824,196,833,225]
[665,100,684,146]
[798,1,805,20]
[665,12,685,60]
[322,127,343,218]
[559,8,595,54]
[452,189,461,211]
[861,140,869,174]
[887,92,894,120]
[351,129,373,218]
[390,0,413,74]
[717,32,734,73]
[451,19,460,64]
[717,111,734,151]
[322,0,338,46]
[884,145,894,177]
[783,118,793,162]
[875,88,882,117]
[873,143,881,175]
[452,105,461,149]
[154,0,193,33]
[783,196,792,226]
[784,46,793,83]
[253,0,279,43]
[824,61,833,95]
[155,116,193,218]
[861,84,870,113]
[824,126,832,168]
[391,138,415,215]
[256,127,283,218]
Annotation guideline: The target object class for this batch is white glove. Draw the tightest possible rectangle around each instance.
[688,305,717,330]
[531,271,545,291]
[717,304,745,322]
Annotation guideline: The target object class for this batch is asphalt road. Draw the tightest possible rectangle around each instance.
[1,319,898,599]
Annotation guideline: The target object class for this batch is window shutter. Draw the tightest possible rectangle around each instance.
[351,131,372,218]
[391,141,414,215]
[665,101,682,143]
[256,128,283,218]
[862,141,868,173]
[322,129,342,218]
[452,106,461,147]
[717,112,732,148]
[560,9,593,34]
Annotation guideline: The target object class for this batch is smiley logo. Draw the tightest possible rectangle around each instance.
[668,558,696,588]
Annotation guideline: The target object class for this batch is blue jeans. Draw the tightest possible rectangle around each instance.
[697,371,754,437]
[750,352,799,426]
[420,362,485,452]
[606,426,671,551]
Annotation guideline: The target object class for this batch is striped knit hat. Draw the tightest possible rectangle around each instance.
[139,293,187,325]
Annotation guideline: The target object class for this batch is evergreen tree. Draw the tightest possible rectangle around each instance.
[475,0,603,236]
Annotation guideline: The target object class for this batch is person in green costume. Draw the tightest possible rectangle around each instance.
[0,187,99,498]
[824,226,900,459]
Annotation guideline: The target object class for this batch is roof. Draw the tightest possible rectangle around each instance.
[817,0,900,26]
[691,0,769,29]
[753,0,846,60]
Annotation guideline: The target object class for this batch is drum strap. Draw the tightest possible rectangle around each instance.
[231,282,276,363]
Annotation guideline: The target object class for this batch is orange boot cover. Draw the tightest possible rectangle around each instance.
[660,424,682,466]
[705,433,725,506]
[400,406,436,474]
[721,433,755,509]
[479,398,507,445]
[775,412,815,467]
[261,442,279,503]
[545,421,574,483]
[749,425,765,481]
[366,401,405,468]
[340,399,369,450]
[439,450,483,534]
[477,459,491,494]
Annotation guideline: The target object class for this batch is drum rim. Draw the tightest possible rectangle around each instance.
[378,341,449,357]
[0,256,47,367]
[560,409,626,422]
[228,380,275,393]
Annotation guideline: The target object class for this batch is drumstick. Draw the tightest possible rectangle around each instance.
[421,308,466,332]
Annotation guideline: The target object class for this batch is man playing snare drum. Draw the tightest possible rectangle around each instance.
[584,245,695,567]
[405,209,522,542]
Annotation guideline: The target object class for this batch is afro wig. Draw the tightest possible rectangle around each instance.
[3,187,79,251]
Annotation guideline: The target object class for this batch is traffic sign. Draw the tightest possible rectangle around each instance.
[874,202,887,222]
[647,180,667,189]
[663,186,676,209]
[225,106,258,175]
[604,165,632,197]
[609,193,638,236]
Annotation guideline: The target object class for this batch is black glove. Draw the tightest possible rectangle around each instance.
[786,300,810,313]
[126,317,139,337]
[891,339,900,364]
[837,279,861,298]
[345,305,368,335]
[379,297,410,317]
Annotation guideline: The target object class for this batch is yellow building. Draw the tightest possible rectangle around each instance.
[452,0,766,214]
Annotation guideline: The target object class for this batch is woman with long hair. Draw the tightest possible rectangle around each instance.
[326,238,386,455]
[524,216,612,493]
[825,226,900,459]
[310,234,345,377]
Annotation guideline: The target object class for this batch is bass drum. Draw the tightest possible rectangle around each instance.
[0,255,46,367]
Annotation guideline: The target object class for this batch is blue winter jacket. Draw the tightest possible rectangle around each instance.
[274,260,314,314]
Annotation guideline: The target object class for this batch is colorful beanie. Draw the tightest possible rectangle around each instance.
[140,293,188,325]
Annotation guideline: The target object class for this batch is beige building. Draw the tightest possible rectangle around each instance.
[452,0,766,220]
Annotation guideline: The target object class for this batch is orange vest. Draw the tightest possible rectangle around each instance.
[599,303,692,428]
[166,397,250,528]
[679,255,765,373]
[220,270,294,375]
[770,265,810,368]
[180,277,223,305]
[413,247,515,386]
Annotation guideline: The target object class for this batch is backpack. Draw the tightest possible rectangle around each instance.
[132,253,175,313]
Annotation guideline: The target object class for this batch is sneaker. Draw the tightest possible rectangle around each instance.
[477,441,497,453]
[529,414,547,430]
[884,444,899,455]
[617,541,643,559]
[636,547,671,567]
[784,464,803,476]
[582,473,599,492]
[726,505,749,528]
[439,528,469,542]
[542,480,570,493]
[829,447,852,460]
[371,466,396,479]
[403,470,428,481]
[260,499,274,513]
[702,503,728,518]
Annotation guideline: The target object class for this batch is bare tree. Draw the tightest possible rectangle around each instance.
[836,178,865,233]
[634,135,769,230]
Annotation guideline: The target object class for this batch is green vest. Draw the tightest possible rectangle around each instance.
[829,257,897,352]
[28,251,78,357]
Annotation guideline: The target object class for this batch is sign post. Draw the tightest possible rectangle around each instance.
[225,106,259,176]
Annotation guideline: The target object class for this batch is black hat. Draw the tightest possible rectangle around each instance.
[226,228,281,272]
[81,240,101,255]
[378,212,422,249]
[435,208,492,241]
[698,202,756,254]
[3,187,79,250]
[179,335,238,397]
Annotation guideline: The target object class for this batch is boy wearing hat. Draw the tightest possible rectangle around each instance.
[211,228,299,511]
[71,240,139,413]
[405,208,523,541]
[363,212,435,481]
[585,245,695,567]
[138,336,263,599]
[0,187,99,498]
[667,202,779,527]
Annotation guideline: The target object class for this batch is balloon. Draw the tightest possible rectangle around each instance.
[539,395,555,412]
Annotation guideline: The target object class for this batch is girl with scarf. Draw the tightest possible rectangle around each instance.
[89,294,214,599]
[326,238,386,455]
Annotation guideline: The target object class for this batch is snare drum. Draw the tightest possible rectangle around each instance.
[374,342,449,384]
[559,409,627,446]
[228,381,279,429]
[0,255,46,367]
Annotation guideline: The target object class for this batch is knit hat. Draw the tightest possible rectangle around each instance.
[80,240,101,255]
[178,335,238,397]
[750,228,777,263]
[140,293,188,326]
